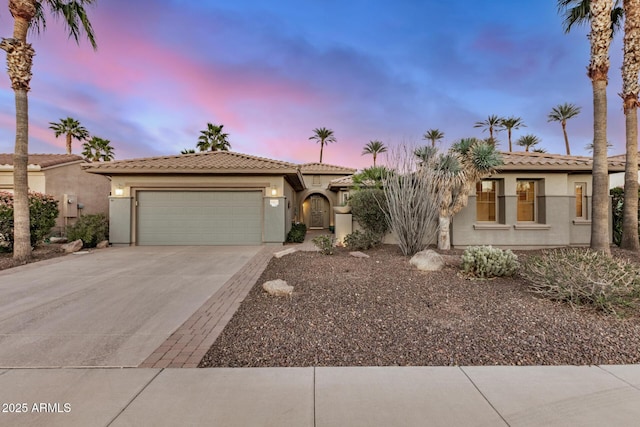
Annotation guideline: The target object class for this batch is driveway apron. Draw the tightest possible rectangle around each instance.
[0,246,261,368]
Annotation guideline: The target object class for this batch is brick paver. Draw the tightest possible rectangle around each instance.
[139,246,279,368]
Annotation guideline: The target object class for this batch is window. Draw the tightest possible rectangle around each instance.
[575,183,586,218]
[516,180,536,222]
[476,180,497,222]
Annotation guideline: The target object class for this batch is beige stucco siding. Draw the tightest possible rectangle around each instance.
[451,172,601,248]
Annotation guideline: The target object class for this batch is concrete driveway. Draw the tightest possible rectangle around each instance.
[0,245,262,368]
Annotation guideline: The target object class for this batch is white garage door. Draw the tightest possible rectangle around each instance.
[137,191,263,245]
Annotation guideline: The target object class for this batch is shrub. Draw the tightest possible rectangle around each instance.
[344,230,377,251]
[0,191,59,249]
[286,222,307,243]
[348,188,388,243]
[312,234,334,255]
[66,213,109,248]
[461,245,519,278]
[522,248,640,315]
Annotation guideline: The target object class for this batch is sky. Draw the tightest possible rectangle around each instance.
[0,0,631,170]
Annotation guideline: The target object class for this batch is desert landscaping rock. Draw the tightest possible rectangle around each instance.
[274,248,297,258]
[61,239,83,253]
[262,279,294,297]
[200,245,640,368]
[349,251,370,258]
[409,249,444,271]
[96,240,109,249]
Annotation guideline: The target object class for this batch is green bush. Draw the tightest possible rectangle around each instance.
[0,191,59,249]
[522,248,640,315]
[286,222,307,243]
[344,230,377,251]
[348,188,388,243]
[461,245,519,278]
[66,213,109,248]
[312,234,334,255]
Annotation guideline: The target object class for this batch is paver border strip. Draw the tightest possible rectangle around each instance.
[139,246,278,368]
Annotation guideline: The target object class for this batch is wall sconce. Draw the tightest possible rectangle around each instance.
[271,186,277,196]
[114,186,124,196]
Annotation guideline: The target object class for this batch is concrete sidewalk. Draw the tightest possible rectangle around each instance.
[0,365,639,426]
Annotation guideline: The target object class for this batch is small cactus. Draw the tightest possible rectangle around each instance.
[461,245,519,278]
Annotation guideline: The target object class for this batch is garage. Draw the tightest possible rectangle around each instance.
[136,190,263,245]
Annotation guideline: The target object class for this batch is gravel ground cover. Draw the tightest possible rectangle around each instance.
[0,244,66,271]
[200,245,640,367]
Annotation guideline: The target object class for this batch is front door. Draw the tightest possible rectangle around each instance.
[310,195,324,228]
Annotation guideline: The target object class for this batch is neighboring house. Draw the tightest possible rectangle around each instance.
[0,154,111,234]
[608,153,639,188]
[84,150,626,249]
[83,151,355,246]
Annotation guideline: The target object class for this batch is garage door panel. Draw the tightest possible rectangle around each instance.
[137,191,262,245]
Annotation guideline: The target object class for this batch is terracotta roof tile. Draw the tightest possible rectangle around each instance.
[83,151,300,173]
[299,162,356,174]
[500,151,625,171]
[0,153,84,168]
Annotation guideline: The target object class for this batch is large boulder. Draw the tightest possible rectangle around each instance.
[61,239,83,253]
[262,279,294,297]
[409,249,444,271]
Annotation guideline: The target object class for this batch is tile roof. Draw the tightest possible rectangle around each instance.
[0,153,84,169]
[83,151,301,174]
[500,151,626,172]
[299,162,357,174]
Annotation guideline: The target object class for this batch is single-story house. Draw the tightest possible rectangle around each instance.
[0,153,111,234]
[84,150,626,249]
[83,151,354,246]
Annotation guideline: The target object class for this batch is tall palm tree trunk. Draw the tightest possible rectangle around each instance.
[621,0,640,251]
[589,0,613,255]
[622,105,639,249]
[562,121,571,155]
[591,79,611,254]
[12,89,30,260]
[3,1,36,261]
[319,143,324,163]
[66,134,72,154]
[507,129,513,152]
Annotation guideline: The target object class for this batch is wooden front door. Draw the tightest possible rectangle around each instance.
[310,195,324,228]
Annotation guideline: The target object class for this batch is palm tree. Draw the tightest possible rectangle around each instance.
[309,127,336,163]
[516,134,542,152]
[49,117,89,155]
[500,116,526,152]
[1,1,97,262]
[82,136,114,161]
[473,115,504,140]
[588,0,614,254]
[558,0,623,34]
[197,123,230,152]
[620,0,640,251]
[547,103,581,155]
[181,148,196,154]
[361,140,387,167]
[423,129,445,147]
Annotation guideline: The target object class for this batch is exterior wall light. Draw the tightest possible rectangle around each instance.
[271,186,277,196]
[114,187,124,196]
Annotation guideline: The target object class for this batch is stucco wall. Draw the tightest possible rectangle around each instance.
[45,164,111,230]
[451,172,599,248]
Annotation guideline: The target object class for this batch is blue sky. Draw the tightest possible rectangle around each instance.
[0,0,629,169]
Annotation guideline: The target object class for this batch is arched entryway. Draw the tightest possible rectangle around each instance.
[302,193,331,229]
